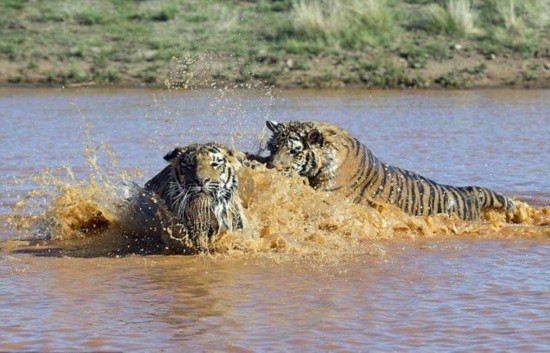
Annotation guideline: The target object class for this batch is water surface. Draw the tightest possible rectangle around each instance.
[0,88,549,351]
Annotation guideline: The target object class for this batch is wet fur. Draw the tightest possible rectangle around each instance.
[265,121,515,221]
[145,143,245,247]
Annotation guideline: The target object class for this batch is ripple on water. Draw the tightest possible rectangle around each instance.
[0,89,549,351]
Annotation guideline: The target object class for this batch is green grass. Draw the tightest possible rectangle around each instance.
[74,8,107,26]
[415,0,477,37]
[287,0,399,48]
[0,0,548,88]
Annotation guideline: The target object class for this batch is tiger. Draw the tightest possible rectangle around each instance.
[144,143,247,250]
[262,120,516,221]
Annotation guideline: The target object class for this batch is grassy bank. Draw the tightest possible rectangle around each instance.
[1,0,549,89]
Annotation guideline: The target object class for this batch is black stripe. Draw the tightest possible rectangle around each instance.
[461,186,476,219]
[458,188,470,219]
[350,144,368,185]
[436,185,446,214]
[409,178,417,215]
[352,148,375,192]
[345,136,358,156]
[353,138,361,157]
[370,164,389,201]
[304,151,312,173]
[386,170,395,204]
[341,142,351,156]
[402,173,411,214]
[449,187,466,219]
[428,182,436,215]
[227,165,233,181]
[206,146,219,154]
[395,168,404,209]
[472,188,481,219]
[356,159,380,202]
[495,193,507,210]
[447,187,460,217]
[415,179,425,215]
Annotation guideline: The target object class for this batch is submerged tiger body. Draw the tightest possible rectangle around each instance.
[263,121,515,221]
[145,143,246,248]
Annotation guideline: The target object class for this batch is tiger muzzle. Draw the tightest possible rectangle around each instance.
[195,177,210,187]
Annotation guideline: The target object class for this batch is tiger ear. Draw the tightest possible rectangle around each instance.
[306,128,323,146]
[266,120,284,134]
[226,149,246,171]
[163,147,181,162]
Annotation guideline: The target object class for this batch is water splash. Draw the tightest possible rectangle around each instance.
[3,59,549,261]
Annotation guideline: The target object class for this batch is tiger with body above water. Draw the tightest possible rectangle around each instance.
[261,120,516,221]
[144,143,248,249]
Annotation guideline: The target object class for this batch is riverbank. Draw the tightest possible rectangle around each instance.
[1,0,549,89]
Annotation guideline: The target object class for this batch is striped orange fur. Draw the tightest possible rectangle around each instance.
[263,121,515,220]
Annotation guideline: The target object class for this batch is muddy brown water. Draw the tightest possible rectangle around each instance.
[0,88,549,351]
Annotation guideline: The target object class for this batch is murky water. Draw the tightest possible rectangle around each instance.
[1,88,549,351]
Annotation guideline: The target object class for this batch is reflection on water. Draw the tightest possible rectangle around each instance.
[0,88,549,351]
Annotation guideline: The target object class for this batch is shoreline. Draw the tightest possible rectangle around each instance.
[1,81,549,90]
[2,55,548,90]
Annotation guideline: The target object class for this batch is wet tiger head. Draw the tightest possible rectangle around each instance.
[164,143,244,217]
[265,120,331,179]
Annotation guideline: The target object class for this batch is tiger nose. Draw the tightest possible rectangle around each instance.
[196,177,210,186]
